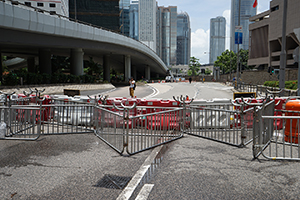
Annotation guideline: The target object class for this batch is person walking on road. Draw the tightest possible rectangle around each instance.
[189,77,192,84]
[129,77,136,98]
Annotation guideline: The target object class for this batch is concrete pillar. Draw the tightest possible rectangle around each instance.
[145,65,150,81]
[70,48,84,76]
[0,50,2,84]
[124,55,131,81]
[27,57,35,73]
[103,55,111,82]
[132,65,137,80]
[39,49,51,74]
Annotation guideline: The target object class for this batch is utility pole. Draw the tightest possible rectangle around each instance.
[279,0,287,95]
[236,0,241,89]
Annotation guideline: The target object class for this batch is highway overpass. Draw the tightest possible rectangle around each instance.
[0,1,168,81]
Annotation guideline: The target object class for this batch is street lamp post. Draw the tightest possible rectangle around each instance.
[279,0,287,96]
[236,0,241,89]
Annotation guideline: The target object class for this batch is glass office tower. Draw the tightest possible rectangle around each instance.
[230,0,257,52]
[139,0,157,51]
[210,16,226,64]
[120,0,130,36]
[69,0,119,32]
[129,1,139,40]
[156,6,177,66]
[177,12,191,65]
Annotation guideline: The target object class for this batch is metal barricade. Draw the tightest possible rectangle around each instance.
[252,100,275,158]
[185,100,254,147]
[94,102,184,156]
[254,97,300,161]
[40,104,94,135]
[0,105,41,140]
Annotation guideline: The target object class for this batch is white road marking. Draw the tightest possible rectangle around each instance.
[135,184,154,200]
[116,146,163,200]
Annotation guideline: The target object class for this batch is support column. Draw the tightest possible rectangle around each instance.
[27,57,35,73]
[103,55,111,82]
[39,49,52,74]
[70,48,84,76]
[124,55,131,81]
[0,50,2,84]
[145,65,150,81]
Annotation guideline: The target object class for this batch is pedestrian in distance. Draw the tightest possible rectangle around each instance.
[129,77,136,98]
[189,77,192,84]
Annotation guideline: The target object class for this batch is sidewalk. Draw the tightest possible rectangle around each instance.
[0,83,116,95]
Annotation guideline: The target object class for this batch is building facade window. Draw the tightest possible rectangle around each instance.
[37,2,44,7]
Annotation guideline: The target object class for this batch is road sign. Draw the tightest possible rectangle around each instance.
[235,26,243,44]
[235,26,243,32]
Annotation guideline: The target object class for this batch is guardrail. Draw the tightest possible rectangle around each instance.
[2,88,300,161]
[235,83,298,97]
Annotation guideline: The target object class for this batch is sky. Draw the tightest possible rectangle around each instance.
[156,0,271,64]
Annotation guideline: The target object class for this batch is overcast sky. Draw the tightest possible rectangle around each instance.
[156,0,270,64]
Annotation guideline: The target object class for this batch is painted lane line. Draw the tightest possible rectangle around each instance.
[143,85,159,99]
[135,184,154,200]
[116,145,163,200]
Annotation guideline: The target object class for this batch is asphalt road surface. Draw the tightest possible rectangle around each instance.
[86,82,234,101]
[2,82,300,200]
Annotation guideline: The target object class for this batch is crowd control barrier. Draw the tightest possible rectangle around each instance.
[5,88,300,161]
[94,102,184,155]
[186,98,253,147]
[250,96,300,161]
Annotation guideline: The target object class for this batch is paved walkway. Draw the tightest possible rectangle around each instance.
[0,83,116,95]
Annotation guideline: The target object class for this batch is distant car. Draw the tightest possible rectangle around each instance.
[165,76,172,82]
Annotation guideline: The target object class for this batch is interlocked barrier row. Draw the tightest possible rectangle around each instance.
[185,99,254,147]
[2,88,300,161]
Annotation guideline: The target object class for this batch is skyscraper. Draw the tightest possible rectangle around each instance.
[129,1,139,40]
[69,0,119,32]
[177,12,191,65]
[156,6,177,66]
[139,0,157,51]
[230,0,257,52]
[120,0,130,36]
[210,16,226,64]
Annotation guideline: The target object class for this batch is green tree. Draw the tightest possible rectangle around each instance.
[84,57,102,75]
[214,49,251,74]
[239,49,250,70]
[188,56,201,76]
[205,68,212,75]
[214,50,236,74]
[51,55,70,73]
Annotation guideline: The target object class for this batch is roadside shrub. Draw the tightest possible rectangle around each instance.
[264,80,297,90]
[2,73,19,86]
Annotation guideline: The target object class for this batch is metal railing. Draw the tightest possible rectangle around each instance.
[235,83,298,97]
[94,102,184,156]
[186,100,254,147]
[252,97,300,161]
